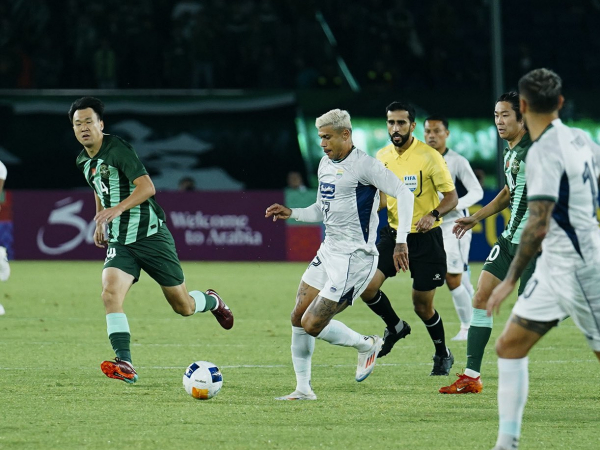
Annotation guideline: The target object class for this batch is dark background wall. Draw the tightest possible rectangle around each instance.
[1,0,599,191]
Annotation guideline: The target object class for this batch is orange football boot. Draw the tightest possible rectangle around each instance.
[101,358,138,384]
[439,373,482,394]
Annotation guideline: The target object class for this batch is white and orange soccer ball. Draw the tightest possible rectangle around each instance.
[183,361,223,400]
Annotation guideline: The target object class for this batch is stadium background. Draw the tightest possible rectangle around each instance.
[1,0,599,262]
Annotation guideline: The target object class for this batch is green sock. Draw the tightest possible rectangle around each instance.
[466,308,493,373]
[191,291,217,313]
[106,313,132,363]
[109,332,132,363]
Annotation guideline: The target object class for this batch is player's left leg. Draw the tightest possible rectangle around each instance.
[303,295,382,382]
[160,283,233,330]
[444,227,473,340]
[493,315,553,450]
[304,250,383,382]
[446,272,472,341]
[462,265,475,298]
[137,226,233,329]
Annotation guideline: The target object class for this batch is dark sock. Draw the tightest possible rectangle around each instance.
[466,326,493,373]
[423,310,447,356]
[364,290,401,330]
[109,332,132,363]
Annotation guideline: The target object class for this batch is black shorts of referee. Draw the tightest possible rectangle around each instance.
[377,225,447,291]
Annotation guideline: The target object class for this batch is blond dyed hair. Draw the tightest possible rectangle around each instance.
[315,108,352,132]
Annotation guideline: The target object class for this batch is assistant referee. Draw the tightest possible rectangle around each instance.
[360,101,458,376]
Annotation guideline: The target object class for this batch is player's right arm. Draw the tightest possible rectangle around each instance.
[453,185,510,239]
[362,158,414,272]
[94,174,156,225]
[266,187,324,223]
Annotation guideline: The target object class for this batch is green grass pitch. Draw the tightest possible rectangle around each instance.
[0,261,598,449]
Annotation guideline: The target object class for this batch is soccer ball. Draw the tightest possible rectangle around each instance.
[183,361,223,400]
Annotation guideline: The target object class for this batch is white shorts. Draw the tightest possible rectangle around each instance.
[441,222,471,274]
[512,255,600,351]
[302,246,378,304]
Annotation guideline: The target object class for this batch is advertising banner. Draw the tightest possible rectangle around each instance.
[11,189,521,262]
[13,190,286,261]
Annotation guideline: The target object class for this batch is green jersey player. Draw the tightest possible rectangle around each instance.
[70,97,233,384]
[440,92,537,394]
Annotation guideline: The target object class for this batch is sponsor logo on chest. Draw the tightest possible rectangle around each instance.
[99,164,111,178]
[320,182,336,199]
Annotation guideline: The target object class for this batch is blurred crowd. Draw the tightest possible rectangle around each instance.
[1,0,598,91]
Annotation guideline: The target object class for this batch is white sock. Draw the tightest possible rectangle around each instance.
[462,267,474,297]
[291,326,315,393]
[450,284,473,329]
[464,368,480,378]
[317,320,371,352]
[496,357,529,449]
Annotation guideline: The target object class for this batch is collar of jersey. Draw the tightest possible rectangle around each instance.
[505,132,531,152]
[533,120,559,143]
[333,146,355,163]
[85,134,109,160]
[394,137,418,159]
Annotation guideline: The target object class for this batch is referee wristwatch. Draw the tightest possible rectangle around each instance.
[430,209,441,221]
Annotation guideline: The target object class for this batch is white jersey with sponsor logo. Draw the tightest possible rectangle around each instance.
[291,147,413,255]
[526,118,600,272]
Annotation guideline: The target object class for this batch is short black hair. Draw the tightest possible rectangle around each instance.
[496,91,522,122]
[518,68,562,114]
[68,97,105,124]
[424,115,449,130]
[386,101,416,124]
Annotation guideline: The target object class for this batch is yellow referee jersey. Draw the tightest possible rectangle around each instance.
[376,138,455,233]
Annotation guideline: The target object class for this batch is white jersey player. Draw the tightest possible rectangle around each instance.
[487,69,600,450]
[424,117,483,340]
[0,159,8,316]
[266,108,414,400]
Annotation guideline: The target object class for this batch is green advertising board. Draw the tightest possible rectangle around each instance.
[297,116,600,188]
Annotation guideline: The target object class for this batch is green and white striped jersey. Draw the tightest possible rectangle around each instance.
[501,132,532,244]
[76,134,165,245]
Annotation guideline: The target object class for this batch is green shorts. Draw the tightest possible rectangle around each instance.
[104,225,184,287]
[482,235,537,295]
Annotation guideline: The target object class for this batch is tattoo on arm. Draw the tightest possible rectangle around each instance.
[505,200,554,283]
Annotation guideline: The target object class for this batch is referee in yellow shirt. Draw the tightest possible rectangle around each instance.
[360,101,459,375]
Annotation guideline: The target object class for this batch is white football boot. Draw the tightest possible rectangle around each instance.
[355,335,383,382]
[451,327,469,341]
[275,390,317,401]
